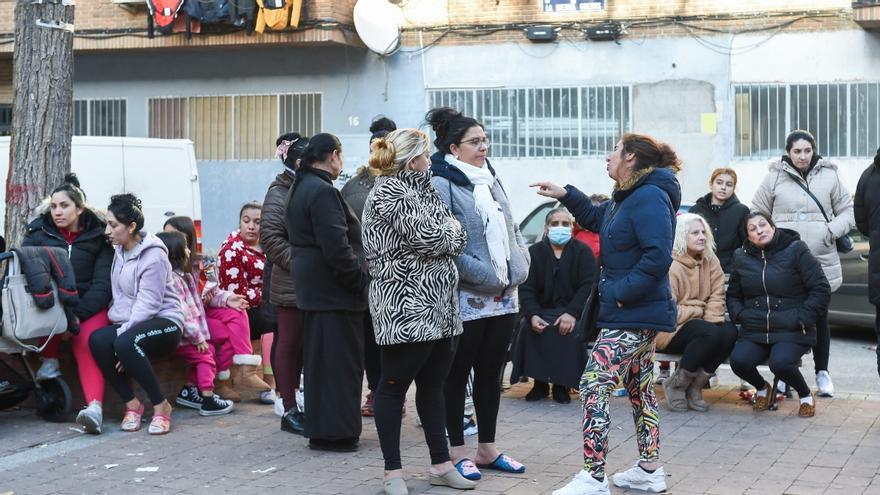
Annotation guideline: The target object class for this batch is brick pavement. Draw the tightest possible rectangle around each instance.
[2,381,880,495]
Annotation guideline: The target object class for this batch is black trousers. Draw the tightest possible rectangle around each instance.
[729,339,811,398]
[663,320,738,373]
[364,312,381,393]
[875,306,880,378]
[302,310,364,441]
[813,310,830,372]
[89,318,182,405]
[444,313,517,447]
[374,337,457,471]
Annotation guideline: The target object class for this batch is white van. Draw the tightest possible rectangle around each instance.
[0,136,203,245]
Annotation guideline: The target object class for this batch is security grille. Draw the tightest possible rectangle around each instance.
[735,83,880,158]
[428,85,630,159]
[73,99,127,137]
[148,93,323,160]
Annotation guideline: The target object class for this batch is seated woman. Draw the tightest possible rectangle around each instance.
[513,207,596,404]
[89,194,185,435]
[657,213,738,412]
[727,212,830,417]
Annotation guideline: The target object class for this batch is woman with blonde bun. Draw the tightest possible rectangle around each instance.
[362,129,474,494]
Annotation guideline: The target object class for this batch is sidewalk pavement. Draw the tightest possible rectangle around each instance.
[2,379,880,495]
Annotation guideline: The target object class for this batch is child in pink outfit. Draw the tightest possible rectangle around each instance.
[158,231,234,416]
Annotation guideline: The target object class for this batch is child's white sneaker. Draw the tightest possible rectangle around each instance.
[553,470,610,495]
[612,464,667,493]
[36,358,61,380]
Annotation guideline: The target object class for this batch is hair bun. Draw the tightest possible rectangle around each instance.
[64,173,81,189]
[368,136,396,171]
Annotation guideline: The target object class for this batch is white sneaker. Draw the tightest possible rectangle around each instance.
[36,358,61,380]
[776,380,787,394]
[274,396,284,417]
[612,464,667,493]
[76,401,103,435]
[260,389,277,405]
[816,370,834,397]
[655,368,670,384]
[553,470,610,495]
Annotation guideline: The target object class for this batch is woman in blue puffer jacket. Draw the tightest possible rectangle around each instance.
[533,133,681,495]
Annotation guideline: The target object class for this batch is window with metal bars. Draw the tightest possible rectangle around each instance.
[0,104,10,136]
[148,93,322,161]
[734,83,880,158]
[428,85,630,159]
[73,99,127,137]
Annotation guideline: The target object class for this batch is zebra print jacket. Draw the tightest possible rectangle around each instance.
[362,170,468,345]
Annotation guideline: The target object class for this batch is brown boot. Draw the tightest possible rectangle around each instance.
[662,369,692,412]
[232,356,272,391]
[686,370,711,412]
[214,379,241,402]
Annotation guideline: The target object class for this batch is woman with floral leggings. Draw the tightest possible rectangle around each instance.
[533,132,681,495]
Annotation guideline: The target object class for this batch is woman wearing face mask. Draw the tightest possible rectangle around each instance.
[532,132,681,495]
[751,130,854,398]
[426,108,531,481]
[689,168,749,273]
[362,128,472,495]
[25,174,113,434]
[655,214,738,413]
[513,208,596,405]
[287,133,367,452]
[217,202,274,402]
[727,212,830,417]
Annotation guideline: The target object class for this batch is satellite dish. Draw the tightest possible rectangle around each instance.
[353,0,403,56]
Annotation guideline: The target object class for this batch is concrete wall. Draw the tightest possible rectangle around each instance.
[70,28,880,247]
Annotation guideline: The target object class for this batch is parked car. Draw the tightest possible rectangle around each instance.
[828,229,872,328]
[520,203,874,328]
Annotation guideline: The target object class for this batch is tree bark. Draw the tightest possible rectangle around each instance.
[5,0,74,247]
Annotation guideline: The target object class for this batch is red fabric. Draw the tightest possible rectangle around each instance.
[60,228,81,246]
[217,230,266,308]
[205,306,253,372]
[177,343,217,392]
[573,226,600,261]
[40,308,110,404]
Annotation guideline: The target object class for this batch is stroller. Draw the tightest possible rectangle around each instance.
[0,251,73,422]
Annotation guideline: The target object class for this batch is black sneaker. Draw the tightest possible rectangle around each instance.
[281,409,305,435]
[199,394,234,416]
[175,385,203,410]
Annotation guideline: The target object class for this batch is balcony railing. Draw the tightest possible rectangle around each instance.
[854,0,880,30]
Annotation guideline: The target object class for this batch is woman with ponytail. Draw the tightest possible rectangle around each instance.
[362,129,473,494]
[286,133,367,452]
[533,133,681,495]
[426,107,531,481]
[25,174,113,434]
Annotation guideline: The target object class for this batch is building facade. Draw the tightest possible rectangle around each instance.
[1,0,879,248]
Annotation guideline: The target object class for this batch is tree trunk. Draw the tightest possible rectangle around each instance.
[5,0,74,247]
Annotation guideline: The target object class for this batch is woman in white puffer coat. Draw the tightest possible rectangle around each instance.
[751,129,855,398]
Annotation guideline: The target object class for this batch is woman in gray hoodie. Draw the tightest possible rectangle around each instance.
[89,194,185,436]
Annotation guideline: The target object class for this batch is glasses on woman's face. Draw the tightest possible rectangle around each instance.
[460,137,490,148]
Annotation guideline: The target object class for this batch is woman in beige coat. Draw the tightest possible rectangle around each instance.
[751,129,855,398]
[657,213,737,412]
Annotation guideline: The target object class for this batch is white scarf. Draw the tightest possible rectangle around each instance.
[446,154,510,286]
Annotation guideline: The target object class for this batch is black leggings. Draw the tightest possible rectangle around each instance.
[364,312,381,393]
[444,313,517,447]
[729,340,811,398]
[663,320,738,373]
[89,318,182,405]
[813,310,830,372]
[374,337,456,471]
[875,306,880,377]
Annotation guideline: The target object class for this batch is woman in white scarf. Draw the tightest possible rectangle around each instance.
[426,107,531,483]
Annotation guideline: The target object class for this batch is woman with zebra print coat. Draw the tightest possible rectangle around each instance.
[361,128,474,495]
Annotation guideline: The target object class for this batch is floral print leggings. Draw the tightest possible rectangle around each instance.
[580,328,660,478]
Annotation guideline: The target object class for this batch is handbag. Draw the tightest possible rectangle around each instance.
[785,172,854,253]
[573,281,600,342]
[1,251,68,352]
